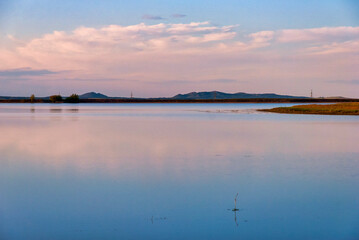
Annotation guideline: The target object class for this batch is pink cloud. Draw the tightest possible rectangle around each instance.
[1,23,358,97]
[277,26,359,43]
[305,40,359,55]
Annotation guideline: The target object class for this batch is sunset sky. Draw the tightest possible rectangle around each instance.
[0,0,358,98]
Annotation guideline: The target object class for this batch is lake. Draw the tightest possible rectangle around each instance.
[0,103,358,240]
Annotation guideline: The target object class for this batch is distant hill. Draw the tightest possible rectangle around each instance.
[172,91,308,100]
[0,96,25,100]
[79,92,108,99]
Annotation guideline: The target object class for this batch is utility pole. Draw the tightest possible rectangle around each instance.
[310,89,313,98]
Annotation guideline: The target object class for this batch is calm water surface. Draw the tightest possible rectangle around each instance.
[0,103,358,240]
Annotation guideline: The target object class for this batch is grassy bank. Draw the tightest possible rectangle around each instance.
[259,102,359,115]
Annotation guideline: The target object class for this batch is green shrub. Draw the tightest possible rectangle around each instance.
[65,94,80,103]
[49,95,63,103]
[30,94,35,103]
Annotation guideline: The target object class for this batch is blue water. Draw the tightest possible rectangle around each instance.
[0,103,358,240]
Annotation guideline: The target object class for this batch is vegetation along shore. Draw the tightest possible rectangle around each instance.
[259,103,359,115]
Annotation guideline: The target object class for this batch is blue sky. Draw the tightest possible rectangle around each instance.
[1,0,358,39]
[0,0,358,97]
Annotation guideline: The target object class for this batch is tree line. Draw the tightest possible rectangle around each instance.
[30,94,80,103]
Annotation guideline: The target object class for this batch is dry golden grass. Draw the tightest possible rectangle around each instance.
[259,102,359,115]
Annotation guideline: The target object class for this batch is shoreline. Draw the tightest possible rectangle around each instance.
[1,98,358,104]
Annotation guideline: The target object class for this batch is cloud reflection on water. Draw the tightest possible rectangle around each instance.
[0,116,358,179]
[1,105,359,240]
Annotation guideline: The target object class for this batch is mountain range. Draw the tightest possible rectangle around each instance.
[172,91,307,99]
[79,91,308,99]
[0,91,337,100]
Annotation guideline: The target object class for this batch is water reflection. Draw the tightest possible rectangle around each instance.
[0,104,358,240]
[0,118,357,178]
[66,108,79,112]
[234,211,239,227]
[50,108,63,113]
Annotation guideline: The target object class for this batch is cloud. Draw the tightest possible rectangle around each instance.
[149,79,240,85]
[204,79,239,83]
[250,31,274,42]
[327,80,359,85]
[142,14,165,20]
[0,67,58,77]
[249,31,274,48]
[277,26,359,43]
[4,24,359,71]
[172,14,186,18]
[305,40,359,55]
[1,23,359,97]
[11,22,243,68]
[186,32,236,43]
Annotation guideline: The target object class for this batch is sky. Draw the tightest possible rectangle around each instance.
[0,0,358,97]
